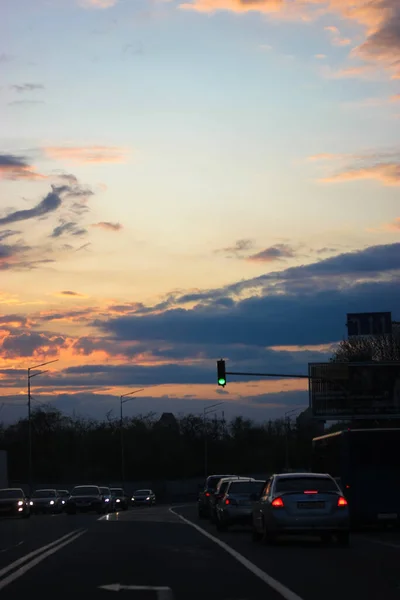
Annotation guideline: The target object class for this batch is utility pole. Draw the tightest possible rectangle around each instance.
[284,406,307,472]
[27,359,58,493]
[120,389,144,485]
[203,402,224,478]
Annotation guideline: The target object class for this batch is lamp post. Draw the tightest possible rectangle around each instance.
[203,402,224,478]
[120,389,144,485]
[28,359,59,493]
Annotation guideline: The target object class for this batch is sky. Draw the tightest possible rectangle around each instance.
[0,0,399,424]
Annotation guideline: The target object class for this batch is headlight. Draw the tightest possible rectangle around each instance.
[131,498,135,501]
[105,498,110,502]
[116,498,121,503]
[62,500,65,504]
[50,500,55,505]
[17,500,24,506]
[29,501,33,506]
[146,497,150,500]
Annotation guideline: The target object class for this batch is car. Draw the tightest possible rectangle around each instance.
[198,474,236,519]
[30,489,62,514]
[251,473,350,546]
[215,479,265,531]
[209,476,255,523]
[131,489,156,506]
[57,489,70,510]
[0,488,30,518]
[65,485,104,515]
[99,486,115,512]
[110,488,128,511]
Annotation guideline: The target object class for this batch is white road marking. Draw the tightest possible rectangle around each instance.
[0,541,24,554]
[360,536,400,550]
[100,583,174,597]
[0,529,85,581]
[169,507,304,600]
[0,529,86,591]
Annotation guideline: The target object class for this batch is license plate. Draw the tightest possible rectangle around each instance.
[378,513,397,520]
[78,502,90,506]
[297,501,325,509]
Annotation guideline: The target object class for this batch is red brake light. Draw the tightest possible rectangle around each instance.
[337,496,348,507]
[304,490,318,494]
[225,499,230,505]
[271,497,284,508]
[205,492,210,497]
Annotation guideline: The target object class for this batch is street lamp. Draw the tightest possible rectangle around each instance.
[120,389,144,485]
[203,402,224,478]
[28,359,59,492]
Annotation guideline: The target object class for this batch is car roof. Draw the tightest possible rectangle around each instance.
[220,476,254,483]
[74,485,99,488]
[0,487,23,492]
[274,472,332,479]
[34,488,56,492]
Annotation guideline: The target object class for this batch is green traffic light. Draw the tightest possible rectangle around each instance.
[218,378,226,386]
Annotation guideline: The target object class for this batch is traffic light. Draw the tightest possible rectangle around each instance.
[217,359,226,387]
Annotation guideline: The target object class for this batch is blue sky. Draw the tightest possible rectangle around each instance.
[0,0,399,423]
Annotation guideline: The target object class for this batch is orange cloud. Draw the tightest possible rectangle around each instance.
[78,0,118,8]
[382,217,400,232]
[308,153,342,161]
[390,93,400,103]
[324,25,351,47]
[180,0,283,15]
[92,221,123,231]
[321,163,400,186]
[43,146,129,165]
[0,154,46,181]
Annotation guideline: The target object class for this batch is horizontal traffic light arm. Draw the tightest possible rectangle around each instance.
[225,371,310,379]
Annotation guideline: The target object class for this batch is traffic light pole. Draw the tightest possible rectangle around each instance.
[225,371,309,379]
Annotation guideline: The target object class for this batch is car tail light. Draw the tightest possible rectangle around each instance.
[225,498,230,505]
[225,497,237,506]
[337,496,348,507]
[205,492,210,497]
[304,491,318,494]
[271,497,284,508]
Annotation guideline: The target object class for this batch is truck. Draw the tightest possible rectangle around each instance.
[312,428,400,526]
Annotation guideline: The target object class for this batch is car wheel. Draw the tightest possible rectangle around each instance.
[252,524,262,542]
[337,532,350,547]
[261,518,276,545]
[216,514,227,531]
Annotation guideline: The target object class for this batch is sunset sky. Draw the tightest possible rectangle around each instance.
[1,0,399,424]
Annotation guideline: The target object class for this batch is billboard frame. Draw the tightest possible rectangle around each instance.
[308,361,400,420]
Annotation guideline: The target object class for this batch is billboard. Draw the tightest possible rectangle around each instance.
[346,312,392,337]
[309,362,400,419]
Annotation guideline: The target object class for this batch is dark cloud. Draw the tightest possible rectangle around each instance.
[59,290,84,297]
[0,153,45,181]
[98,242,400,348]
[50,221,87,238]
[0,229,20,241]
[1,332,66,358]
[0,187,64,226]
[215,239,254,258]
[247,244,296,263]
[10,83,45,93]
[357,4,400,64]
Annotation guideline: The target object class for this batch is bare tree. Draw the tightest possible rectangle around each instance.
[332,333,400,363]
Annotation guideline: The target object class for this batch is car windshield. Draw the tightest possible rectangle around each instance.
[275,477,338,493]
[228,481,264,495]
[99,488,110,494]
[71,486,99,496]
[0,489,23,499]
[134,490,150,495]
[57,491,69,497]
[111,489,123,495]
[33,490,56,498]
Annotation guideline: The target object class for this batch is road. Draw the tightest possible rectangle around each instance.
[1,505,400,599]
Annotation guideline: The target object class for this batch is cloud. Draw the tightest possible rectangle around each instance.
[311,149,400,187]
[92,221,123,231]
[0,53,13,63]
[50,221,87,238]
[10,83,45,93]
[0,154,46,181]
[0,242,30,270]
[315,54,327,60]
[380,217,400,232]
[8,100,45,107]
[0,186,65,226]
[390,94,400,103]
[1,332,66,359]
[78,0,118,8]
[247,244,296,262]
[324,25,351,47]
[43,146,129,164]
[58,290,86,297]
[0,230,20,242]
[215,239,254,258]
[97,242,400,348]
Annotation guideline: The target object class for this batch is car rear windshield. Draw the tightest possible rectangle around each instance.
[207,476,232,490]
[33,490,56,498]
[275,477,338,493]
[71,486,99,496]
[0,489,23,499]
[228,481,264,495]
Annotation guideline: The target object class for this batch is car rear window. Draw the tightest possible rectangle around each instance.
[229,481,264,495]
[275,477,338,493]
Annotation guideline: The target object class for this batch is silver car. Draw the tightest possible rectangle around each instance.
[131,489,156,506]
[252,473,350,546]
[215,479,265,530]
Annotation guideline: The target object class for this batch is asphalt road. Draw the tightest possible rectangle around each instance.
[0,505,400,600]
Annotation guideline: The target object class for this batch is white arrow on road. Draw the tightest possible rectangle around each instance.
[99,584,174,599]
